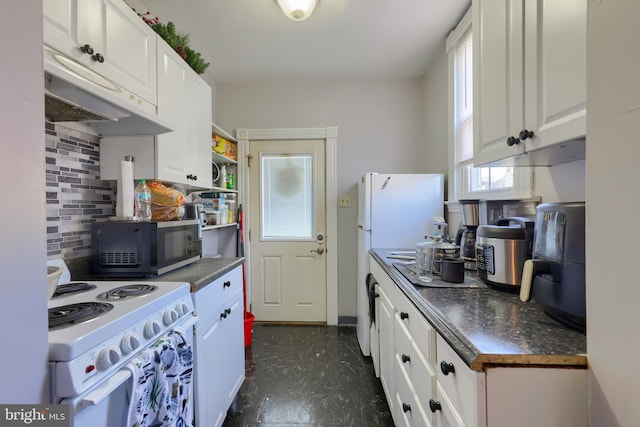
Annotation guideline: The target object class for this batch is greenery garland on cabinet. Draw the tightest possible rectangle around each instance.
[134,9,210,75]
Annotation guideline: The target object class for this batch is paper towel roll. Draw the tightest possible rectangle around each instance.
[116,159,135,219]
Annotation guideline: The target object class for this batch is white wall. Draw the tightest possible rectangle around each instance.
[0,0,49,403]
[587,1,640,425]
[216,78,427,317]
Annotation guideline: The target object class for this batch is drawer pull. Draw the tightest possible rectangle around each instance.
[401,354,411,363]
[224,308,231,315]
[429,399,441,413]
[402,403,411,413]
[400,311,409,320]
[223,281,231,288]
[220,312,227,319]
[440,360,455,375]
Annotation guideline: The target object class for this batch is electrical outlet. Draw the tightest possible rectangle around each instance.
[339,195,351,207]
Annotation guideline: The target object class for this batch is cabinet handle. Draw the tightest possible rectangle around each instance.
[429,399,442,413]
[440,360,455,375]
[401,354,410,363]
[223,281,231,288]
[519,129,535,140]
[80,44,94,55]
[192,175,198,181]
[92,53,105,63]
[224,308,231,315]
[400,311,409,320]
[402,403,411,413]
[374,292,380,298]
[506,136,520,146]
[220,312,227,319]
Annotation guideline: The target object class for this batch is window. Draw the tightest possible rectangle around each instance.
[447,9,530,200]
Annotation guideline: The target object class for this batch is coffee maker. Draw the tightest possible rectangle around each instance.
[455,200,479,270]
[519,202,586,331]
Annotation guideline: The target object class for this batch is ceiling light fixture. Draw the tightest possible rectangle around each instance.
[277,0,318,21]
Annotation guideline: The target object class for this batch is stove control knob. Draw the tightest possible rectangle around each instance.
[143,321,162,339]
[97,347,121,370]
[120,334,140,354]
[175,302,191,316]
[163,309,179,326]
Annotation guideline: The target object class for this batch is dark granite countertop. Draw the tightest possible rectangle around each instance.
[69,256,244,293]
[371,249,587,371]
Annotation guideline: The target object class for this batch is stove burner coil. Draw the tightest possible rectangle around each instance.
[96,284,159,300]
[52,282,97,298]
[48,302,114,330]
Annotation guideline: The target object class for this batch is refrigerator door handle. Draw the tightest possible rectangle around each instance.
[381,176,391,189]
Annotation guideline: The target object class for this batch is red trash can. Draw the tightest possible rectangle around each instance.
[243,311,255,347]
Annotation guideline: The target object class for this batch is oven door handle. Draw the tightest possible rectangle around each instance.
[70,370,132,412]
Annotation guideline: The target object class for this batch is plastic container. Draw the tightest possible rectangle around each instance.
[134,180,152,221]
[219,164,227,188]
[415,240,436,282]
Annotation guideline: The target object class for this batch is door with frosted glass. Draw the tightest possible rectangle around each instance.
[249,139,326,322]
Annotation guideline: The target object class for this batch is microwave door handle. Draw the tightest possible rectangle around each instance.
[68,370,132,411]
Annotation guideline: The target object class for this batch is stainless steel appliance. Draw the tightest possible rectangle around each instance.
[456,200,480,270]
[520,202,586,331]
[48,280,197,427]
[356,173,444,357]
[476,217,534,288]
[91,219,202,277]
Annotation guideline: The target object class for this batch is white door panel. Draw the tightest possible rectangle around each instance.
[250,139,327,322]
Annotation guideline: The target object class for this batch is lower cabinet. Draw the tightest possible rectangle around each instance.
[192,266,245,427]
[370,256,587,427]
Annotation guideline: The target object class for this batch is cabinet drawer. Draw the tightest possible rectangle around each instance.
[395,286,436,365]
[193,266,243,316]
[436,335,486,427]
[395,316,436,416]
[394,354,433,427]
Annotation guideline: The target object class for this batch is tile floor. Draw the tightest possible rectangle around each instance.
[222,324,394,426]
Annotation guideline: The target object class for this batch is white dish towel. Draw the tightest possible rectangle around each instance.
[126,327,194,427]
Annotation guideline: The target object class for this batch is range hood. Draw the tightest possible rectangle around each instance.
[43,46,172,136]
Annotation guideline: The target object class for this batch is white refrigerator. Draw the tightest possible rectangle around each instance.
[356,173,444,357]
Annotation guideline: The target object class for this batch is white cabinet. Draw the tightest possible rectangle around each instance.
[473,0,586,166]
[154,39,212,189]
[43,0,157,105]
[370,256,587,427]
[100,36,213,189]
[369,256,396,421]
[432,334,486,427]
[192,266,245,427]
[394,286,437,427]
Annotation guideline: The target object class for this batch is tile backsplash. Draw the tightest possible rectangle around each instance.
[45,122,115,258]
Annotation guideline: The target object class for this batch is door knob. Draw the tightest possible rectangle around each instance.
[310,247,325,255]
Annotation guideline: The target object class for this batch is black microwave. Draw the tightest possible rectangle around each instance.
[90,220,202,277]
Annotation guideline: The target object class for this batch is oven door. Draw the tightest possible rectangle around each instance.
[61,316,197,427]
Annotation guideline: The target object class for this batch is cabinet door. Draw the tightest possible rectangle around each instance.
[378,286,396,423]
[473,0,526,165]
[156,41,190,185]
[44,0,82,60]
[188,73,213,189]
[436,335,486,427]
[193,315,226,427]
[44,0,157,105]
[523,0,586,151]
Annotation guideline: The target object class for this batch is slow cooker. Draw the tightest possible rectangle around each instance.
[476,217,534,289]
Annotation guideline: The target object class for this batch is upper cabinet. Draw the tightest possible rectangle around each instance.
[473,0,586,167]
[100,36,213,190]
[43,0,157,106]
[154,40,212,189]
